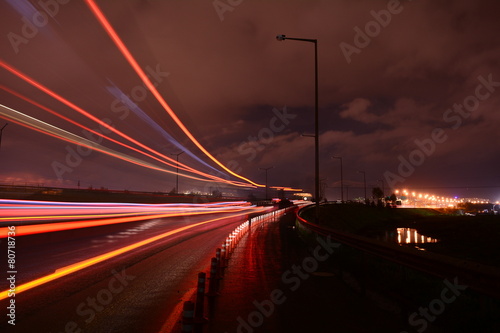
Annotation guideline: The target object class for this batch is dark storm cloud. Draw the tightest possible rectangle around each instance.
[0,0,499,200]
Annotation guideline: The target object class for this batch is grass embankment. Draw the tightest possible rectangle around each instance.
[408,215,500,267]
[301,203,441,234]
[300,203,500,267]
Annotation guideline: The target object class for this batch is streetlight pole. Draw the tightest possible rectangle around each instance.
[259,166,274,201]
[358,170,367,203]
[0,123,8,151]
[276,34,319,223]
[332,156,343,202]
[171,151,184,194]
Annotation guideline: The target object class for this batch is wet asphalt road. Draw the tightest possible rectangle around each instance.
[207,209,405,333]
[0,210,253,333]
[2,206,438,333]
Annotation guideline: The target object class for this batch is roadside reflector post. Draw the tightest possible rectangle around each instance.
[181,301,195,333]
[226,237,232,255]
[215,248,223,278]
[194,272,208,325]
[221,243,227,268]
[207,257,219,297]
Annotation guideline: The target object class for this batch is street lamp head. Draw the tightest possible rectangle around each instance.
[276,34,286,41]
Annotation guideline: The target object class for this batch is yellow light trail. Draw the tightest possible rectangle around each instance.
[0,208,264,300]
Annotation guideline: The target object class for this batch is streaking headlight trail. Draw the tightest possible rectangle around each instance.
[0,199,253,234]
[0,206,268,301]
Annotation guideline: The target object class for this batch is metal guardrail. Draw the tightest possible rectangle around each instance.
[296,204,500,299]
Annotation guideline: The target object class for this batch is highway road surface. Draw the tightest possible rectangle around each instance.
[0,199,271,332]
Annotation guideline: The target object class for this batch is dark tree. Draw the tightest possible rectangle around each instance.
[372,187,384,200]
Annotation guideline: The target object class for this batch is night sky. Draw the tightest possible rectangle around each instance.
[0,0,499,201]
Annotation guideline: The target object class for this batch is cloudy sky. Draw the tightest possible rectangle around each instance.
[0,0,499,201]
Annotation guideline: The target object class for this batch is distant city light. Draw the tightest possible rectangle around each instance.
[390,188,493,208]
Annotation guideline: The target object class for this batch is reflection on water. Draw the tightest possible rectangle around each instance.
[397,228,439,244]
[382,228,439,244]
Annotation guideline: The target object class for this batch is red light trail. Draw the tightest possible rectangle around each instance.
[84,0,263,188]
[0,85,252,187]
[0,103,224,184]
[0,199,256,236]
[0,1,306,192]
[0,65,254,188]
[0,207,266,301]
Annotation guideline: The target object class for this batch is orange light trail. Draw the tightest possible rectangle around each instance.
[0,204,247,222]
[0,211,151,222]
[0,64,252,188]
[0,105,215,183]
[0,199,251,220]
[0,86,252,187]
[0,86,185,174]
[271,186,304,192]
[85,0,263,188]
[0,104,259,191]
[0,209,215,223]
[0,209,264,300]
[0,207,250,237]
